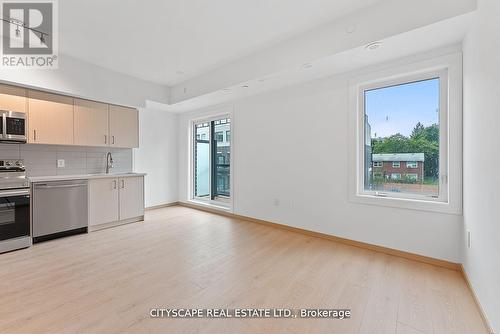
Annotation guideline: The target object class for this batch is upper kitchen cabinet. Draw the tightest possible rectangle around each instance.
[74,99,109,146]
[28,91,74,145]
[0,84,27,113]
[109,105,139,148]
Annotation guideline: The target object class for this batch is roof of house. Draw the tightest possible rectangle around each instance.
[372,153,425,162]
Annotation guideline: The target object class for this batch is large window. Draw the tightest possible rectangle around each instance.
[193,117,231,203]
[350,54,462,214]
[361,73,446,200]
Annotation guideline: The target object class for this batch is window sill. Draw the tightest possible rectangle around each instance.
[187,199,232,213]
[350,193,462,215]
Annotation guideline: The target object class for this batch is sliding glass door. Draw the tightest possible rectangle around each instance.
[193,117,231,203]
[194,122,210,198]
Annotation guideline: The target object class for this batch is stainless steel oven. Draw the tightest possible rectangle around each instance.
[0,160,31,253]
[1,111,27,143]
[0,188,31,253]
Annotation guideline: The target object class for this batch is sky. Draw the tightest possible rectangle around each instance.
[365,78,439,138]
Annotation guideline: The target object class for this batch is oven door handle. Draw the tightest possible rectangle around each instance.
[35,184,86,189]
[0,189,29,197]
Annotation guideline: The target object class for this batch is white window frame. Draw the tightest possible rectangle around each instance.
[348,52,462,215]
[406,161,418,169]
[391,173,401,180]
[361,71,447,200]
[189,112,234,211]
[406,173,418,181]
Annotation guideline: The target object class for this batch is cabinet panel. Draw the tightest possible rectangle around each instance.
[0,84,27,113]
[74,99,109,146]
[119,176,144,220]
[89,178,119,226]
[109,105,139,148]
[28,91,74,145]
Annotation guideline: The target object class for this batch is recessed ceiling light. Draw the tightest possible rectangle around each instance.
[302,63,313,69]
[365,41,382,51]
[242,85,249,88]
[222,88,231,93]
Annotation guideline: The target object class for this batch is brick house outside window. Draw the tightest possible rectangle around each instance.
[372,153,425,183]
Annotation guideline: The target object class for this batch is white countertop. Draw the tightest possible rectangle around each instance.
[29,172,146,183]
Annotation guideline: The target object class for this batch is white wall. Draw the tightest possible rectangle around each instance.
[178,58,462,263]
[0,53,169,107]
[463,0,500,331]
[134,108,178,208]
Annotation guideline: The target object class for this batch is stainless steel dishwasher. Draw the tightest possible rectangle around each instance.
[32,180,88,243]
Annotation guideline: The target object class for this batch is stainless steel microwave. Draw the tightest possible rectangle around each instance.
[0,111,27,143]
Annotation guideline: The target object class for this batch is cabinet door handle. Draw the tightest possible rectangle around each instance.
[104,135,107,144]
[112,135,115,144]
[33,129,36,141]
[121,179,125,189]
[113,180,117,189]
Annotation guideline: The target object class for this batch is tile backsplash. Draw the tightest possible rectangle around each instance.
[0,144,133,177]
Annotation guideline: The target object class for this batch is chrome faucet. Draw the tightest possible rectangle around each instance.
[106,152,113,174]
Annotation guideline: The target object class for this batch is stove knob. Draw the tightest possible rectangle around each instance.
[5,161,12,167]
[15,161,22,167]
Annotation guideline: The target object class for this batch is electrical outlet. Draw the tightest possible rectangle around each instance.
[57,159,65,168]
[467,229,471,248]
[273,198,280,206]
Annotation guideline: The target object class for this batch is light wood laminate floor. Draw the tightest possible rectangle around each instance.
[0,206,488,334]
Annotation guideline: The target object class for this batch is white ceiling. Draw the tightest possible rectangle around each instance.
[60,0,383,85]
[154,13,472,113]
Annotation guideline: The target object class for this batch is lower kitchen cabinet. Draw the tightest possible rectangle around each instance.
[89,175,144,230]
[89,178,119,226]
[118,176,144,220]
